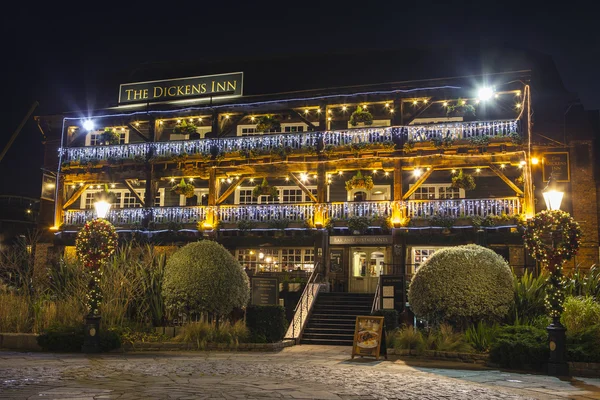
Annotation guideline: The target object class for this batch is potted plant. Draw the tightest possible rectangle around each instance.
[255,115,281,133]
[431,214,456,234]
[171,178,195,198]
[349,106,373,126]
[100,128,121,145]
[252,178,279,200]
[451,170,476,191]
[173,120,198,136]
[347,216,370,235]
[345,171,374,191]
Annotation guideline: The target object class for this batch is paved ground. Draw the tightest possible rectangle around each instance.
[1,345,600,399]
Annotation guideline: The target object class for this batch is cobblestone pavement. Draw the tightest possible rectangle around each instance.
[1,345,600,399]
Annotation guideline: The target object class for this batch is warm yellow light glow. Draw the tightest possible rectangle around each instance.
[96,185,101,189]
[328,109,332,114]
[313,174,317,179]
[300,173,308,182]
[423,99,428,104]
[516,103,522,108]
[520,160,526,166]
[316,108,321,113]
[500,164,505,169]
[427,167,431,171]
[384,103,390,108]
[135,122,140,127]
[49,226,59,231]
[259,252,264,259]
[451,169,456,173]
[94,200,112,219]
[220,178,225,183]
[304,109,309,114]
[198,117,202,122]
[79,182,84,186]
[443,101,448,107]
[372,169,377,174]
[460,100,466,106]
[170,178,175,183]
[249,250,255,255]
[227,178,232,183]
[413,100,418,105]
[362,104,367,108]
[250,116,255,121]
[225,115,230,119]
[265,257,272,263]
[26,209,31,214]
[413,168,422,177]
[189,178,194,182]
[384,171,389,176]
[110,183,116,188]
[342,105,347,111]
[249,178,254,183]
[516,90,521,96]
[476,168,481,173]
[327,117,332,121]
[189,118,194,122]
[202,222,213,229]
[389,108,395,113]
[338,171,343,175]
[177,119,181,123]
[543,190,564,211]
[285,177,289,181]
[531,157,539,165]
[71,184,76,189]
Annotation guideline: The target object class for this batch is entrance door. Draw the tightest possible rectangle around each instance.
[348,247,386,293]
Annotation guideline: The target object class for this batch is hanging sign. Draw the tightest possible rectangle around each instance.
[40,173,56,201]
[118,72,243,104]
[351,315,385,360]
[330,236,392,245]
[542,152,570,182]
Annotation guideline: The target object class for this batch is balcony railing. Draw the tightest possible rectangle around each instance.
[60,119,519,165]
[63,198,521,227]
[405,197,522,218]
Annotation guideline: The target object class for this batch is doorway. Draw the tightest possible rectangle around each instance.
[348,247,386,293]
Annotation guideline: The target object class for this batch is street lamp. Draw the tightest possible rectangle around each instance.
[542,174,564,211]
[94,200,112,219]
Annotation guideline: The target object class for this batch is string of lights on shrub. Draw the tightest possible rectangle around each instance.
[75,218,118,316]
[60,120,519,164]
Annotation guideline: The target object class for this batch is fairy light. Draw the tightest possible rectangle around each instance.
[225,115,230,119]
[531,157,539,165]
[250,116,255,122]
[412,100,418,105]
[189,178,194,182]
[451,169,456,174]
[159,120,163,125]
[227,178,232,183]
[316,108,322,114]
[475,168,481,173]
[170,178,175,183]
[423,99,428,104]
[443,101,448,107]
[300,173,308,182]
[177,119,181,123]
[304,109,309,114]
[384,103,390,108]
[285,177,289,181]
[413,168,422,177]
[338,171,343,175]
[71,184,76,189]
[516,103,522,109]
[135,122,140,127]
[110,183,116,188]
[342,105,347,111]
[384,171,389,177]
[500,164,506,169]
[249,178,254,183]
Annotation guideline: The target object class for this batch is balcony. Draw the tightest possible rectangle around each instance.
[62,198,522,228]
[59,119,519,166]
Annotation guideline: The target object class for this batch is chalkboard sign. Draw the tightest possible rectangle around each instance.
[380,275,405,313]
[251,277,279,306]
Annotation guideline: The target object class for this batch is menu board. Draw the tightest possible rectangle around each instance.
[351,316,385,360]
[250,277,278,305]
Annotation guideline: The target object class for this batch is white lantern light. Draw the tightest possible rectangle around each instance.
[542,174,564,211]
[94,200,112,219]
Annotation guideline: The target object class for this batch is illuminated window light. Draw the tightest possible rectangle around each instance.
[413,168,422,177]
[531,157,539,165]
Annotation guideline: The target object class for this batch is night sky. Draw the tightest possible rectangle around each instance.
[1,2,599,199]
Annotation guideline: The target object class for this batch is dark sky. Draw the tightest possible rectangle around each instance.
[1,2,599,198]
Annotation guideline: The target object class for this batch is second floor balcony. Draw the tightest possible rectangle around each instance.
[59,119,520,167]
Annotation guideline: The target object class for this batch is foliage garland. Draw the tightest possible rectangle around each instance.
[255,115,281,133]
[451,170,476,191]
[345,171,374,191]
[523,210,582,269]
[100,128,121,145]
[252,178,279,200]
[173,120,198,135]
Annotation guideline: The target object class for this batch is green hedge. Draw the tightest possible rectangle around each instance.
[567,324,600,362]
[245,305,288,343]
[372,309,399,331]
[37,324,121,352]
[489,325,549,370]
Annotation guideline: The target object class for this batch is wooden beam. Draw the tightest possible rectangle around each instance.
[63,183,90,210]
[402,100,434,125]
[402,168,434,200]
[124,179,146,206]
[217,177,246,204]
[126,123,150,142]
[489,164,524,196]
[219,113,247,137]
[288,109,317,130]
[288,173,318,203]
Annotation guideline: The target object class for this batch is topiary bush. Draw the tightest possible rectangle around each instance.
[489,325,549,370]
[408,244,514,327]
[162,241,250,319]
[245,305,288,343]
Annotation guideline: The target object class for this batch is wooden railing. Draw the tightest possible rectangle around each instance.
[63,198,522,227]
[60,119,519,164]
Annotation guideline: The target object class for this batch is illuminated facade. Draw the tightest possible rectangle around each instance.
[35,52,599,298]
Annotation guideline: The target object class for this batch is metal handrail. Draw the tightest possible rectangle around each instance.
[371,277,381,314]
[285,262,321,341]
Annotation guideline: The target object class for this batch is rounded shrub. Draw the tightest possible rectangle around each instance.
[163,241,249,318]
[561,296,600,335]
[408,244,513,327]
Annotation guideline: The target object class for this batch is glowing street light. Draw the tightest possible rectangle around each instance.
[94,200,112,219]
[477,87,494,101]
[542,174,564,211]
[83,120,95,131]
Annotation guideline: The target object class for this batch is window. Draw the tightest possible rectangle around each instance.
[284,125,304,133]
[281,189,303,203]
[85,128,129,146]
[346,185,390,202]
[235,186,321,204]
[409,184,465,200]
[238,189,256,205]
[79,188,163,209]
[237,248,315,273]
[237,123,315,136]
[412,248,439,273]
[241,127,257,135]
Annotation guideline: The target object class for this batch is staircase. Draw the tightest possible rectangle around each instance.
[300,292,373,346]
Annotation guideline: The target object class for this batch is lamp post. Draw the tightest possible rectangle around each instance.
[540,174,569,376]
[80,194,115,353]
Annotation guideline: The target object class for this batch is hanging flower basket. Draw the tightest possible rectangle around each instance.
[171,178,195,198]
[345,171,374,191]
[349,106,373,126]
[252,178,279,200]
[173,120,198,135]
[255,115,281,133]
[451,170,476,191]
[100,128,121,145]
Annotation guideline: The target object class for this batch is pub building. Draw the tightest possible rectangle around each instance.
[35,48,599,343]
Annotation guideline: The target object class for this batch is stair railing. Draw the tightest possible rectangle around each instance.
[371,275,381,314]
[284,263,321,342]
